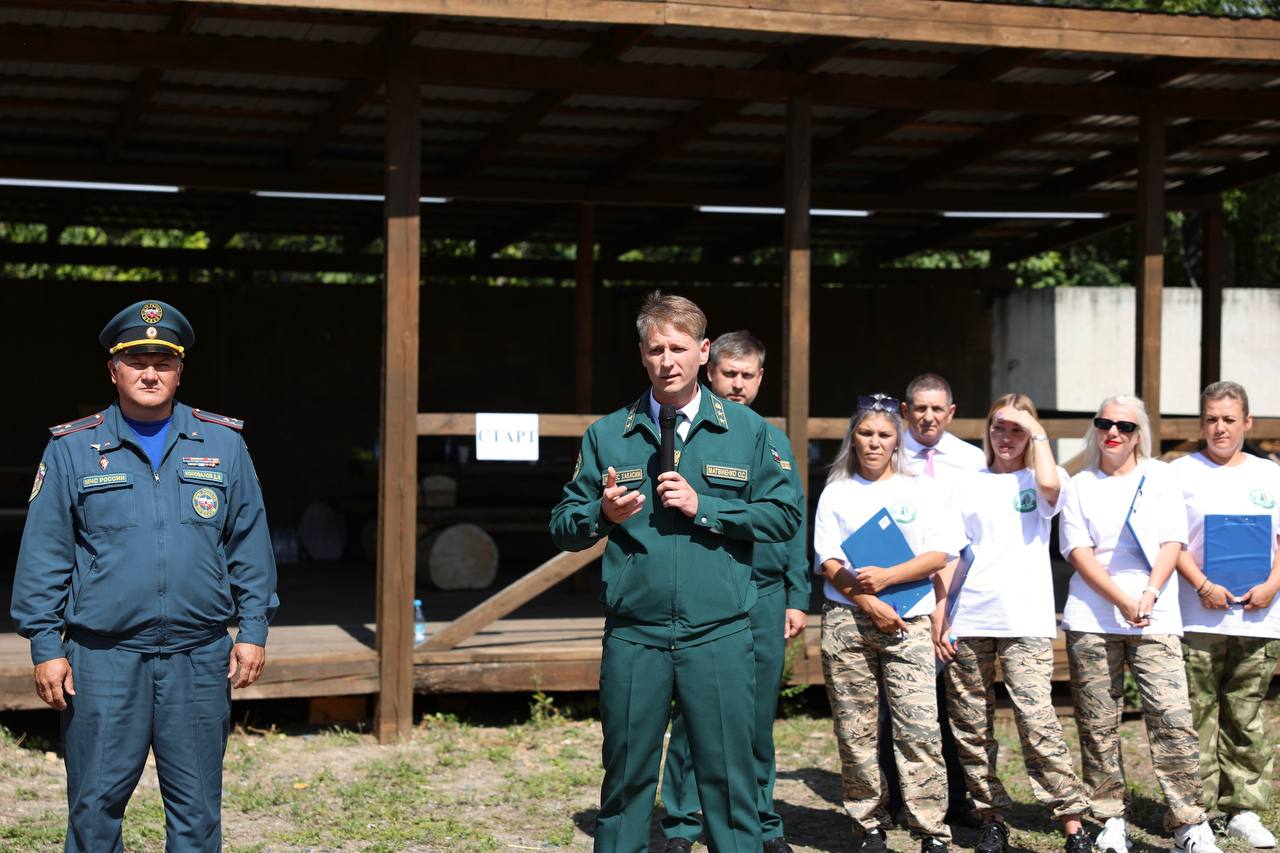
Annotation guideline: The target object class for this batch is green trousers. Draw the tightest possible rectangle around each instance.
[596,628,759,853]
[1183,632,1280,814]
[661,588,787,842]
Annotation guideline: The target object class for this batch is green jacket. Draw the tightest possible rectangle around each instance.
[550,386,801,649]
[755,424,811,611]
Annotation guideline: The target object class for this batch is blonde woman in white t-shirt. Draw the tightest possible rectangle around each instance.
[813,395,960,853]
[1058,395,1219,853]
[1172,382,1280,849]
[932,393,1091,853]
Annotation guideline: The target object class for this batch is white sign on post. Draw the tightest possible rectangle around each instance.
[475,413,540,461]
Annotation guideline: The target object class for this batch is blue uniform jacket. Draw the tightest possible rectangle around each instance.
[12,401,278,665]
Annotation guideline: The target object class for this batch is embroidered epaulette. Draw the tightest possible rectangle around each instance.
[192,409,244,431]
[49,412,104,438]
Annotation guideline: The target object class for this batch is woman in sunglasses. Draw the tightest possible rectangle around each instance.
[933,394,1092,853]
[813,394,962,853]
[1058,395,1219,853]
[1171,382,1280,849]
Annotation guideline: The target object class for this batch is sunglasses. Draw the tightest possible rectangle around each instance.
[857,393,900,413]
[1093,417,1139,434]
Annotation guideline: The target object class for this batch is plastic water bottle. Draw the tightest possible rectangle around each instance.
[413,598,427,646]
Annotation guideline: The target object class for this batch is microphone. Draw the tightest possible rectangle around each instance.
[658,403,678,473]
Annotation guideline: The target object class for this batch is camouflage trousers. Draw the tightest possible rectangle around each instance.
[821,603,950,841]
[1182,632,1280,814]
[1066,631,1207,830]
[944,636,1090,820]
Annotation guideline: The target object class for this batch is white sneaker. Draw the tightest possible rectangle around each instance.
[1097,818,1130,853]
[1174,821,1224,853]
[1227,812,1277,848]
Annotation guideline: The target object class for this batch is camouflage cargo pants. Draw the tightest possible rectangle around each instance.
[1182,632,1280,814]
[945,636,1090,820]
[1066,631,1207,830]
[821,603,950,841]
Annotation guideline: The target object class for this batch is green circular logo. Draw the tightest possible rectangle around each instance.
[890,501,917,525]
[1250,489,1276,510]
[1014,488,1037,513]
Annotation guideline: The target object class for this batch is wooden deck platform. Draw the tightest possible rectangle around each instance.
[0,616,1084,711]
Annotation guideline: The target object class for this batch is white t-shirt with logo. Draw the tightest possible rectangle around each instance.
[949,466,1068,639]
[1058,459,1188,636]
[813,473,963,619]
[1173,452,1280,639]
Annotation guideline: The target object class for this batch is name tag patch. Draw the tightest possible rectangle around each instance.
[181,469,226,485]
[80,473,132,491]
[603,468,645,486]
[704,464,749,484]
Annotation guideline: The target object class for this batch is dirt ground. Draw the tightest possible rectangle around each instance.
[2,694,1278,853]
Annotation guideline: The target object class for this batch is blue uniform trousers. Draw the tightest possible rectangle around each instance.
[661,587,788,842]
[62,632,232,853]
[597,628,759,853]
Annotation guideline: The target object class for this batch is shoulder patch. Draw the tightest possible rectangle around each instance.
[49,412,104,438]
[192,409,244,431]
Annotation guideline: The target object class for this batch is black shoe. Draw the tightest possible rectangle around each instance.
[764,839,794,853]
[663,840,693,853]
[859,828,889,853]
[1066,829,1095,853]
[921,838,949,853]
[976,822,1009,853]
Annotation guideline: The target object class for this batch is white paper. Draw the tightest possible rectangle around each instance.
[475,413,539,461]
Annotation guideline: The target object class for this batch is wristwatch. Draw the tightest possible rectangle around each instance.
[1031,433,1047,442]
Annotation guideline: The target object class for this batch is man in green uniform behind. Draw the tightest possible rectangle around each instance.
[660,330,811,853]
[551,293,801,853]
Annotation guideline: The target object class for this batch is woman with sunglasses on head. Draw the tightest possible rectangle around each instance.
[932,394,1092,853]
[1171,382,1280,849]
[1059,395,1219,853]
[814,394,963,853]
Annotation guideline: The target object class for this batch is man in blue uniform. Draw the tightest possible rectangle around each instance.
[660,330,810,853]
[11,299,278,853]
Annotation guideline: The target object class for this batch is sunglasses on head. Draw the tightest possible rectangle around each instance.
[1093,417,1138,434]
[857,393,900,413]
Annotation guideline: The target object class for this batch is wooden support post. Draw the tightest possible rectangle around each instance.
[1135,103,1165,446]
[575,203,595,413]
[783,95,812,491]
[375,39,421,744]
[1200,205,1224,390]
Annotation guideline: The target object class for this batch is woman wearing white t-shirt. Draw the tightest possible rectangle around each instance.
[814,395,960,853]
[1059,395,1218,853]
[1172,382,1280,849]
[933,394,1091,853]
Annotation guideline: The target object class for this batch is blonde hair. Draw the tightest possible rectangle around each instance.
[984,393,1040,469]
[1083,394,1152,472]
[827,406,912,484]
[1201,381,1250,417]
[635,291,707,341]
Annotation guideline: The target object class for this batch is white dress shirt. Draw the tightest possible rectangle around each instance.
[902,429,986,483]
[648,387,699,441]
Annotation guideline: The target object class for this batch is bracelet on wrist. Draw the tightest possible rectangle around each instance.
[1142,586,1160,600]
[1197,577,1212,596]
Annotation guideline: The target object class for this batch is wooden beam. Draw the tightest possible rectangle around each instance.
[1135,103,1166,444]
[783,94,812,492]
[575,203,595,412]
[374,37,421,745]
[1200,205,1224,389]
[422,539,608,652]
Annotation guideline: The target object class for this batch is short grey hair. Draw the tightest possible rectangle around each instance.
[1201,381,1250,417]
[1083,394,1152,471]
[905,373,954,407]
[709,330,765,369]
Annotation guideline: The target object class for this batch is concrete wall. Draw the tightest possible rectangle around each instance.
[992,287,1280,418]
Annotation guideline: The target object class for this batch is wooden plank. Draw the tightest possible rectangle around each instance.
[783,93,812,492]
[575,203,595,413]
[374,41,421,744]
[1200,206,1224,389]
[1135,103,1166,445]
[423,538,608,650]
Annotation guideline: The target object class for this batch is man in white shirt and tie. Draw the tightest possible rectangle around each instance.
[882,373,986,827]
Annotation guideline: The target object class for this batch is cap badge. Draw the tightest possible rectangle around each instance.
[192,487,219,519]
[145,327,158,339]
[140,302,163,324]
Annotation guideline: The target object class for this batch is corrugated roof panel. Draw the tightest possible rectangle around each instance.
[153,91,325,117]
[142,112,309,135]
[0,81,129,104]
[659,26,801,45]
[997,66,1111,85]
[563,93,700,113]
[541,113,668,132]
[3,106,112,124]
[416,30,584,58]
[620,46,764,70]
[420,106,508,126]
[917,110,1019,124]
[0,62,136,82]
[855,39,982,56]
[1075,114,1138,128]
[167,70,344,94]
[711,121,785,139]
[817,57,953,79]
[0,9,167,31]
[1166,72,1274,91]
[685,138,780,155]
[424,85,529,104]
[192,17,379,45]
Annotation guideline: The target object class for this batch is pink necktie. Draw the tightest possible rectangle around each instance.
[923,448,936,478]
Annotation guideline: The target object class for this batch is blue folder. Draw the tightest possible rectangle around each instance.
[841,508,933,615]
[1204,514,1272,599]
[1122,474,1163,570]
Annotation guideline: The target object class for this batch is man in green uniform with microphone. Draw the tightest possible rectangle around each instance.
[551,293,801,853]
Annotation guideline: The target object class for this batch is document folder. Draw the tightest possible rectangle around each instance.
[1204,513,1272,599]
[1123,475,1163,570]
[841,508,933,616]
